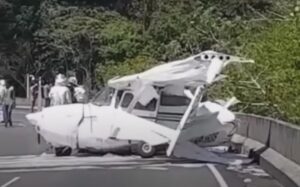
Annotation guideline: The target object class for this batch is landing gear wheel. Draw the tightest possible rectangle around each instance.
[134,142,156,158]
[228,145,234,153]
[54,147,72,157]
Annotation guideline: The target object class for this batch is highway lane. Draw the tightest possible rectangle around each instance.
[0,167,218,187]
[0,108,285,187]
[0,157,283,187]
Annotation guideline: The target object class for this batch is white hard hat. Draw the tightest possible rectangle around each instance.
[55,74,67,85]
[0,79,6,87]
[68,76,78,85]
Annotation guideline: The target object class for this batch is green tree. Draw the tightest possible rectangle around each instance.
[96,55,157,84]
[210,17,300,124]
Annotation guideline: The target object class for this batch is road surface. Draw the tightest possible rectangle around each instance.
[0,108,285,187]
[0,108,49,156]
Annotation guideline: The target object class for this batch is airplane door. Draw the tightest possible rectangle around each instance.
[132,98,158,122]
[119,91,159,122]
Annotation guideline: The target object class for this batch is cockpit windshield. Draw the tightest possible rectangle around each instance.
[91,87,115,106]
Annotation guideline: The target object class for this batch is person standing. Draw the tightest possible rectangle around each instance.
[74,85,87,103]
[2,80,15,127]
[43,81,51,107]
[49,74,72,106]
[30,79,38,112]
[67,76,78,103]
[0,80,6,123]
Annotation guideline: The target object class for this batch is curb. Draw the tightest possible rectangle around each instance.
[232,136,300,187]
[233,114,300,187]
[260,148,300,187]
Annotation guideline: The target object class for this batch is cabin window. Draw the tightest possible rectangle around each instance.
[121,93,134,108]
[160,94,190,106]
[115,90,124,107]
[91,87,115,106]
[134,98,157,111]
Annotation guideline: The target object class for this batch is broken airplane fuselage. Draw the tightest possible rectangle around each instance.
[26,50,254,164]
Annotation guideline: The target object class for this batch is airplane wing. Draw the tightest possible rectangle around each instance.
[108,50,254,92]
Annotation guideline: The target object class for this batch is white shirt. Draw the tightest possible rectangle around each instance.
[0,86,6,105]
[49,86,72,106]
[74,86,87,103]
[3,86,15,105]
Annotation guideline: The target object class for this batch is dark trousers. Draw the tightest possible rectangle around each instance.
[31,97,37,112]
[3,104,12,127]
[45,98,50,107]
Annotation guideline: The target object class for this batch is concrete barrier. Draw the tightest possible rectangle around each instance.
[234,113,300,187]
[269,120,300,165]
[248,116,271,145]
[235,114,248,137]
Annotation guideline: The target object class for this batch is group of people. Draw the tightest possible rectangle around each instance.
[0,79,15,127]
[31,74,87,112]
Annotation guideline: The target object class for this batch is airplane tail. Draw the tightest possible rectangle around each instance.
[167,112,250,165]
[166,86,250,165]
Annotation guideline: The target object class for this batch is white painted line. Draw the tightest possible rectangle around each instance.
[1,177,20,187]
[140,166,168,171]
[16,123,26,127]
[175,163,205,168]
[0,166,103,173]
[207,164,229,187]
[110,166,136,170]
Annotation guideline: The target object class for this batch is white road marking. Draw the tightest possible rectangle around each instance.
[227,165,270,177]
[0,123,25,128]
[16,123,25,127]
[207,164,229,187]
[140,166,168,171]
[0,154,249,178]
[243,178,252,183]
[0,166,103,173]
[0,155,172,172]
[1,177,20,187]
[142,163,205,169]
[0,154,206,173]
[175,163,205,168]
[110,166,136,170]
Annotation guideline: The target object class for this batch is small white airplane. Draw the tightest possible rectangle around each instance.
[26,50,254,164]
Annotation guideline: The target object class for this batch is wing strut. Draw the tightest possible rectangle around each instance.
[166,85,202,156]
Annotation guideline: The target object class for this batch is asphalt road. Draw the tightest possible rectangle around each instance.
[0,108,49,156]
[0,108,285,187]
[0,155,284,187]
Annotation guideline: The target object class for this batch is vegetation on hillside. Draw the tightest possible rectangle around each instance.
[0,0,299,123]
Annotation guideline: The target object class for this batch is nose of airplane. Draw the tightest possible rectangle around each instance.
[26,112,42,127]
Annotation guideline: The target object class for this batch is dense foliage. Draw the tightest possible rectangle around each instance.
[0,0,299,123]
